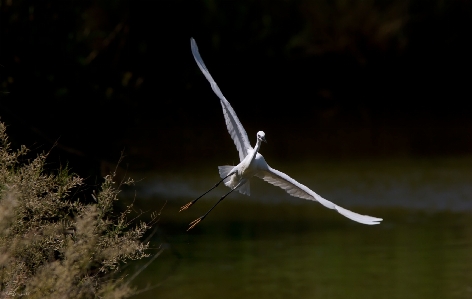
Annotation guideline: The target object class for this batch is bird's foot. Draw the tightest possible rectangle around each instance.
[179,201,193,212]
[187,216,204,231]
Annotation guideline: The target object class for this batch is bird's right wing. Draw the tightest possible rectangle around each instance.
[257,167,382,225]
[190,38,252,162]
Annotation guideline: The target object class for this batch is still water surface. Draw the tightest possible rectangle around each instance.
[127,157,472,299]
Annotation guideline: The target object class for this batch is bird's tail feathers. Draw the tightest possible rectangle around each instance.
[218,165,234,183]
[218,165,250,196]
[237,181,250,196]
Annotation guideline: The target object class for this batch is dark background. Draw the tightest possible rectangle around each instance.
[1,0,471,179]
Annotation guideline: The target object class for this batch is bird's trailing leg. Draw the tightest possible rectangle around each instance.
[179,171,235,212]
[187,180,245,231]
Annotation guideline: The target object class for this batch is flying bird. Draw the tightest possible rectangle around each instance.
[181,38,382,230]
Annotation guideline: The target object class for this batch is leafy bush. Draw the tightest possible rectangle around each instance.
[0,121,155,298]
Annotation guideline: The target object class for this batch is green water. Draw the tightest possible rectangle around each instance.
[127,157,472,299]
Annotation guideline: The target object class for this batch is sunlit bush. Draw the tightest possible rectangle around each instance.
[0,121,155,298]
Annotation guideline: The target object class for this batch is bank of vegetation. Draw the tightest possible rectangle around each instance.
[0,121,156,298]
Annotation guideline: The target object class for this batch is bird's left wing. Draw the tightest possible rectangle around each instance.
[190,38,252,162]
[257,167,383,225]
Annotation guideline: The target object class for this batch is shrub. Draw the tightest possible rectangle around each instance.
[0,121,156,298]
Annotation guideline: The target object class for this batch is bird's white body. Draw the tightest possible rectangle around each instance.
[188,38,382,226]
[218,141,268,196]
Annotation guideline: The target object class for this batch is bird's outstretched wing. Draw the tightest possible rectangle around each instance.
[256,167,382,225]
[191,38,252,162]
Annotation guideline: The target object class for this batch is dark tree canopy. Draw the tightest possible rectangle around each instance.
[1,0,471,174]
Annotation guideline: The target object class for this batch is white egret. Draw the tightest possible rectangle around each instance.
[181,38,382,230]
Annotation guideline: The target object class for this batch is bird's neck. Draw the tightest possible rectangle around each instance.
[253,139,262,153]
[248,139,262,162]
[246,139,261,165]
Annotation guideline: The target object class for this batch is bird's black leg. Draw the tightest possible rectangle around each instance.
[179,172,234,212]
[187,180,245,231]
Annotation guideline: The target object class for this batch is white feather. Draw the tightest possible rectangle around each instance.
[191,38,252,162]
[187,38,383,227]
[258,167,382,225]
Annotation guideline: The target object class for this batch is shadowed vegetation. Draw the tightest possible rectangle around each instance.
[1,0,472,174]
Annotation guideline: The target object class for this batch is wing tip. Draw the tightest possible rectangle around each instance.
[363,218,383,225]
[335,205,383,225]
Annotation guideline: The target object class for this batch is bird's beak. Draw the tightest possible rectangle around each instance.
[262,137,267,143]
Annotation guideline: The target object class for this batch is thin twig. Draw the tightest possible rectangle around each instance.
[125,246,165,285]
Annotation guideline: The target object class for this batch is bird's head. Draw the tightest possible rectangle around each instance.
[257,131,267,143]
